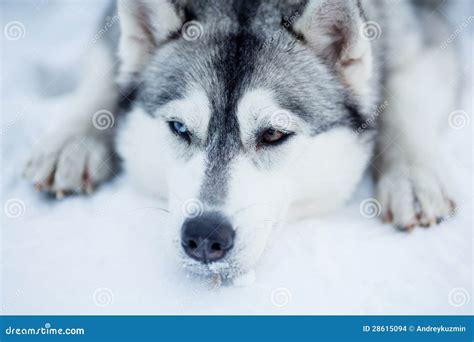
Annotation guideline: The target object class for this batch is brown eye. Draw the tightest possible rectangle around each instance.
[258,128,293,147]
[262,129,284,143]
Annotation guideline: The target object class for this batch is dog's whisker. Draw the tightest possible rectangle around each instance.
[132,206,170,214]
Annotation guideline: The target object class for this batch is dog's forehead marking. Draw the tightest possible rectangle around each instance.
[198,6,264,207]
[170,1,366,207]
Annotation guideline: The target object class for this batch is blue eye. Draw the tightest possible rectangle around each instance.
[169,121,191,142]
[174,121,187,133]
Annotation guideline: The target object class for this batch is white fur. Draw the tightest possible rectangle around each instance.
[237,89,306,139]
[24,43,117,192]
[24,1,460,279]
[116,87,372,277]
[117,87,211,200]
[375,46,458,228]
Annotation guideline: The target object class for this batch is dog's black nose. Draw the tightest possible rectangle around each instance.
[181,212,235,264]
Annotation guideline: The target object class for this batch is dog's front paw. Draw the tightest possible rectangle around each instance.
[23,134,115,198]
[376,164,455,231]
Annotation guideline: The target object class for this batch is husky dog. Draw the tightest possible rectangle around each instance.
[24,0,458,279]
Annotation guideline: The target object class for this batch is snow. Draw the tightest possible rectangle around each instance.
[1,1,472,315]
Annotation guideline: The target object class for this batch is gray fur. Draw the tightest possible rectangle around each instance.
[100,0,454,207]
[29,0,457,205]
[124,0,382,204]
[24,0,459,276]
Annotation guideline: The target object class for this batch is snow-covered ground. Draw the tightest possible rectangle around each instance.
[1,1,472,315]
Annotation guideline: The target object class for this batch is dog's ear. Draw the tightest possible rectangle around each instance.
[293,0,374,98]
[117,0,183,87]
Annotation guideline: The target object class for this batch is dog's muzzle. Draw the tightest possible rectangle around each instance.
[181,212,235,264]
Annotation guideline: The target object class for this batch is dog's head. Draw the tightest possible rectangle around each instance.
[117,0,376,278]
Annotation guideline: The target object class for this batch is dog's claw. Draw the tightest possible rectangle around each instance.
[84,182,95,195]
[24,135,113,200]
[383,210,393,224]
[419,220,433,228]
[397,223,415,232]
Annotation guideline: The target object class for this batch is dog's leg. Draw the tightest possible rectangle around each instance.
[24,44,119,197]
[374,45,458,230]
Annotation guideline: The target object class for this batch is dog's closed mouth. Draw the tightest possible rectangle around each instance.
[181,254,246,284]
[182,258,256,288]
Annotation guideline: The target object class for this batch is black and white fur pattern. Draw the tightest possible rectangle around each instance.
[24,0,458,279]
